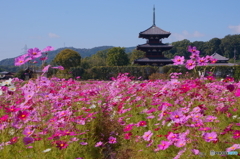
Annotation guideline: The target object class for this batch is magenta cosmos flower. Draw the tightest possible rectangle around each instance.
[23,137,34,145]
[108,136,117,144]
[172,56,185,65]
[185,59,196,70]
[142,130,153,141]
[197,57,208,66]
[233,130,240,139]
[188,46,200,54]
[158,140,172,150]
[55,140,68,150]
[28,47,42,59]
[203,132,218,142]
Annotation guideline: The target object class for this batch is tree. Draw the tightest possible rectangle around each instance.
[129,49,146,64]
[53,49,81,69]
[106,47,129,66]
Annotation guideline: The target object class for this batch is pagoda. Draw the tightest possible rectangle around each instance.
[134,7,173,66]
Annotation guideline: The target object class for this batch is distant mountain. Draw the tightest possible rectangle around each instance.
[0,46,135,67]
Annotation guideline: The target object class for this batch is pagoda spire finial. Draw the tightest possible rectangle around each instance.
[153,5,155,26]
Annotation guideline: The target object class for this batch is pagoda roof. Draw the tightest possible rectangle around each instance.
[211,53,229,61]
[137,43,173,48]
[139,25,171,38]
[135,57,173,62]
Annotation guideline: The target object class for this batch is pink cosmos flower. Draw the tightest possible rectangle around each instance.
[235,88,240,97]
[190,52,200,60]
[52,66,64,70]
[42,65,51,73]
[23,127,34,137]
[185,59,196,70]
[188,46,200,54]
[174,139,186,147]
[80,142,88,145]
[198,127,211,131]
[23,137,34,145]
[172,56,185,65]
[167,132,178,141]
[158,140,172,150]
[226,144,240,152]
[95,141,103,147]
[203,132,218,142]
[192,149,200,155]
[28,47,42,59]
[142,130,153,141]
[14,54,29,66]
[205,115,217,122]
[42,46,54,52]
[197,57,208,66]
[108,136,117,144]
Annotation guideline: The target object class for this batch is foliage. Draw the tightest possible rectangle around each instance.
[69,66,85,79]
[129,49,146,64]
[13,69,25,80]
[84,66,158,80]
[106,47,129,66]
[54,49,81,70]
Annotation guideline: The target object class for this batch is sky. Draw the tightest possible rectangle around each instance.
[0,0,240,61]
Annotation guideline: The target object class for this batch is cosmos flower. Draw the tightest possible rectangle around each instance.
[55,140,68,150]
[23,137,34,145]
[142,130,153,141]
[188,46,200,54]
[203,132,218,142]
[185,59,196,70]
[233,130,240,139]
[28,47,42,59]
[172,56,185,65]
[108,136,117,144]
[95,141,103,147]
[158,140,172,150]
[42,46,54,52]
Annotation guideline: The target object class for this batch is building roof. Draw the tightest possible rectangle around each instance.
[139,25,171,38]
[211,53,229,61]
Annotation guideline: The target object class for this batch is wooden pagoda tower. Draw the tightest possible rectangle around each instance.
[134,7,173,66]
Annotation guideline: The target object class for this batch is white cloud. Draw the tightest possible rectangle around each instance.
[48,33,60,38]
[171,30,205,41]
[228,25,240,34]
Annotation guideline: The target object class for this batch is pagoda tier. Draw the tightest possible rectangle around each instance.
[134,7,173,66]
[139,25,171,39]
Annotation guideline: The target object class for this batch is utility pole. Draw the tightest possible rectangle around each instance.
[21,44,28,55]
[234,47,236,65]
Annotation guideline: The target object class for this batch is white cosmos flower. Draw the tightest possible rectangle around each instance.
[43,148,51,153]
[8,85,16,92]
[0,90,2,95]
[232,115,238,119]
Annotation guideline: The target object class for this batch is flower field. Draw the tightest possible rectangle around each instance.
[0,46,239,158]
[0,73,240,159]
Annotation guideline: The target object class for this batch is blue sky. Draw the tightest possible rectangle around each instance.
[0,0,240,61]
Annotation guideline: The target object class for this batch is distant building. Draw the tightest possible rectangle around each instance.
[0,71,15,80]
[208,52,235,66]
[134,7,173,66]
